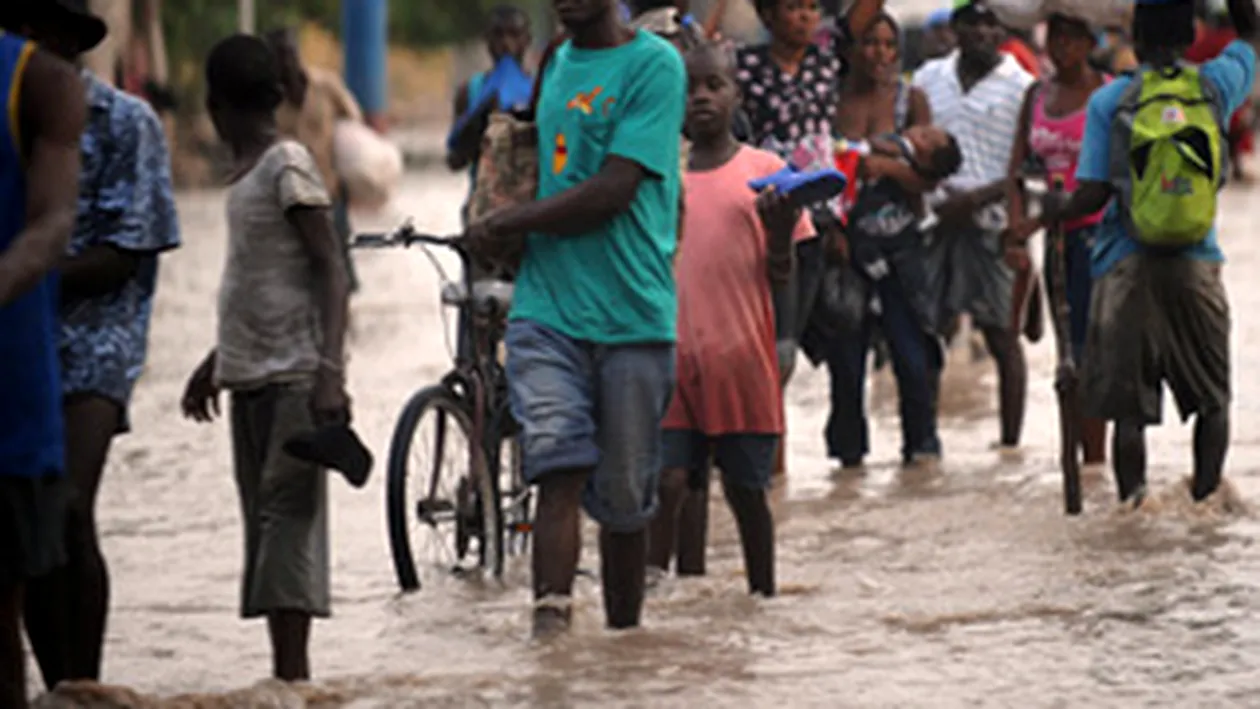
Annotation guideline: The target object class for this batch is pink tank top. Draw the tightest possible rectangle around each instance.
[1028,82,1108,231]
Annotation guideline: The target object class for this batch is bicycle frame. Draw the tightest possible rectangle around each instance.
[355,225,517,491]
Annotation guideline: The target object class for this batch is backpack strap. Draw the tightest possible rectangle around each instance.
[1192,65,1232,183]
[1109,70,1148,225]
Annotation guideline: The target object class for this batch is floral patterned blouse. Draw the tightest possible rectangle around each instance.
[735,43,843,223]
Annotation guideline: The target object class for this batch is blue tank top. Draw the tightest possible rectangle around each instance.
[0,34,64,479]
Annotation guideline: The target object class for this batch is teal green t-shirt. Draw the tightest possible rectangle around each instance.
[509,30,685,344]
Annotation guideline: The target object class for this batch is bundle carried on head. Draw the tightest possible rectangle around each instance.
[984,0,1130,29]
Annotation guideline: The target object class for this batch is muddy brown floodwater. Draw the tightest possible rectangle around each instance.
[32,171,1260,708]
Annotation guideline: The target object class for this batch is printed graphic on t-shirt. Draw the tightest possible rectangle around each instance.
[553,133,568,174]
[567,87,604,115]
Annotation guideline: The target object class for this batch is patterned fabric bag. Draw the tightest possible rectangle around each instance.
[468,112,538,222]
[467,112,537,276]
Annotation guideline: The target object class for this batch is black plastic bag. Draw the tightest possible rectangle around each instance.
[799,263,869,367]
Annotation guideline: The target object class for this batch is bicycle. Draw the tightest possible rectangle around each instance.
[354,222,532,592]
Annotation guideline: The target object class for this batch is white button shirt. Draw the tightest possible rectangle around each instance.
[914,51,1034,230]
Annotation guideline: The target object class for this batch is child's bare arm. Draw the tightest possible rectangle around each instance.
[757,191,796,288]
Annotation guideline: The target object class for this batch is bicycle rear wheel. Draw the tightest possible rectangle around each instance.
[386,386,503,592]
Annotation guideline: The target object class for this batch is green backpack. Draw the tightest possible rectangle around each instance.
[1119,65,1226,248]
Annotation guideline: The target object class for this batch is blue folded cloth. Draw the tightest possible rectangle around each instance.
[483,54,533,112]
[748,166,849,208]
[446,55,534,151]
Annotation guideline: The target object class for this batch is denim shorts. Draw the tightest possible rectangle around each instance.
[662,430,780,491]
[505,320,675,533]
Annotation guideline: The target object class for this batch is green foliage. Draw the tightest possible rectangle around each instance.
[162,0,550,59]
[161,0,551,111]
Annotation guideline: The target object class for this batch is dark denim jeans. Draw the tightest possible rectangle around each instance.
[824,271,941,465]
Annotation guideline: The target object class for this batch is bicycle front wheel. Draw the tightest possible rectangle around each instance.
[386,386,503,592]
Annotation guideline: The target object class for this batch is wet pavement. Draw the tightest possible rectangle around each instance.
[36,171,1260,707]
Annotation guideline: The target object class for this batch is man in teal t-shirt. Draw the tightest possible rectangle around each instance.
[511,29,681,341]
[465,0,684,637]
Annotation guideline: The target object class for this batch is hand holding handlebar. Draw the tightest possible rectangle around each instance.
[352,221,463,253]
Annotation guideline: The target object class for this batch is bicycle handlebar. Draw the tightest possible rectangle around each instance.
[352,221,463,254]
[353,221,474,317]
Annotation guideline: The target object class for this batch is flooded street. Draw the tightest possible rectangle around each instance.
[59,170,1260,707]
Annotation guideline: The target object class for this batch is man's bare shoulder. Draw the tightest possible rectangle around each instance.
[21,49,86,144]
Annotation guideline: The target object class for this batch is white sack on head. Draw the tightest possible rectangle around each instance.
[1045,0,1129,31]
[333,120,404,211]
[989,0,1048,29]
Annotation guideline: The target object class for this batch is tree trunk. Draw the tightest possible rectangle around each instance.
[83,0,131,84]
[144,0,169,85]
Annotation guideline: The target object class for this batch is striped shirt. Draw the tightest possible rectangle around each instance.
[914,51,1033,230]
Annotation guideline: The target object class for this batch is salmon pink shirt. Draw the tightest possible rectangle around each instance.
[664,147,814,436]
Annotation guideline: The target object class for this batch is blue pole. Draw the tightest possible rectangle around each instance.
[343,0,388,130]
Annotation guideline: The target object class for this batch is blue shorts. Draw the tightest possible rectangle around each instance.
[505,320,675,533]
[662,430,780,491]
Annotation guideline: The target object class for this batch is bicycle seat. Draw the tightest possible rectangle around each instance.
[441,279,515,312]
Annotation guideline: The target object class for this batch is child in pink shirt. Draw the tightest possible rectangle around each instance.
[647,44,813,597]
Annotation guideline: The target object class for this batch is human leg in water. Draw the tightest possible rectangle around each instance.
[878,278,941,462]
[588,343,674,630]
[721,477,775,597]
[647,467,690,573]
[982,326,1027,448]
[651,432,709,576]
[1062,229,1106,467]
[24,395,121,686]
[1112,420,1147,504]
[1081,418,1108,466]
[532,468,590,636]
[268,609,312,681]
[713,436,779,596]
[1192,407,1229,502]
[823,322,872,467]
[676,478,709,576]
[600,527,648,629]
